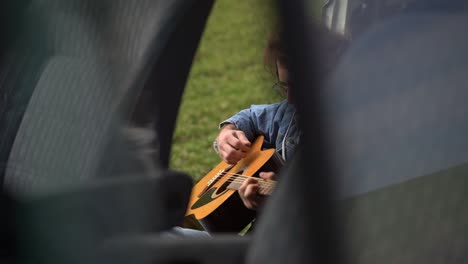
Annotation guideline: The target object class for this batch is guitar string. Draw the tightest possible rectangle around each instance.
[208,172,276,194]
[220,172,277,184]
[225,178,276,185]
[225,181,275,194]
[225,180,275,189]
[215,172,277,189]
[215,179,275,192]
[227,182,275,193]
[225,177,276,186]
[217,174,276,187]
[217,171,278,182]
[206,147,279,188]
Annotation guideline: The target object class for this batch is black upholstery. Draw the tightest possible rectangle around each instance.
[17,171,192,264]
[103,234,250,264]
[0,0,214,263]
[1,0,194,195]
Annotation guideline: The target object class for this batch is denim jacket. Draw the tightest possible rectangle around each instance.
[218,100,299,162]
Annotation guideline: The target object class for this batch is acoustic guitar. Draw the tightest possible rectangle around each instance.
[185,135,282,233]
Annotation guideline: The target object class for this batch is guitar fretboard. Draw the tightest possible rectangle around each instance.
[227,177,277,195]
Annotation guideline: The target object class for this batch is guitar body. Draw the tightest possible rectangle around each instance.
[185,135,278,233]
[197,191,257,233]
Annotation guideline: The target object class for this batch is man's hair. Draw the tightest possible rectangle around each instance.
[264,29,289,76]
[263,24,348,77]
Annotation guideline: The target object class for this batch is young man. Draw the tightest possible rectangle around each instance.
[165,25,346,237]
[214,32,296,210]
[214,26,347,210]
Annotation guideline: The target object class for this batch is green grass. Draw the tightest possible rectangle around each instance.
[170,0,281,182]
[171,0,325,182]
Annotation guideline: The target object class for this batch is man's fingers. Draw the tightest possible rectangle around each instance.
[239,178,258,192]
[259,171,277,180]
[244,183,259,200]
[220,146,248,164]
[243,184,259,209]
[218,134,249,164]
[233,131,251,149]
[238,178,259,210]
[216,129,252,164]
[225,130,250,153]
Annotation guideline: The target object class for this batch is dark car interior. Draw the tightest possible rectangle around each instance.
[1,0,468,263]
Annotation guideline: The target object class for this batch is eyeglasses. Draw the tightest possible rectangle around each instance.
[273,81,289,98]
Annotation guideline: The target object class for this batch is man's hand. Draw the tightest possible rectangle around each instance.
[238,172,277,210]
[216,124,252,164]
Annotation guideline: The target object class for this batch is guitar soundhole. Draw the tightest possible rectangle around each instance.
[198,165,235,198]
[215,170,244,195]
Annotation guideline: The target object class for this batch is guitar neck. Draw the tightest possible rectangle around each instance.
[227,179,277,195]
